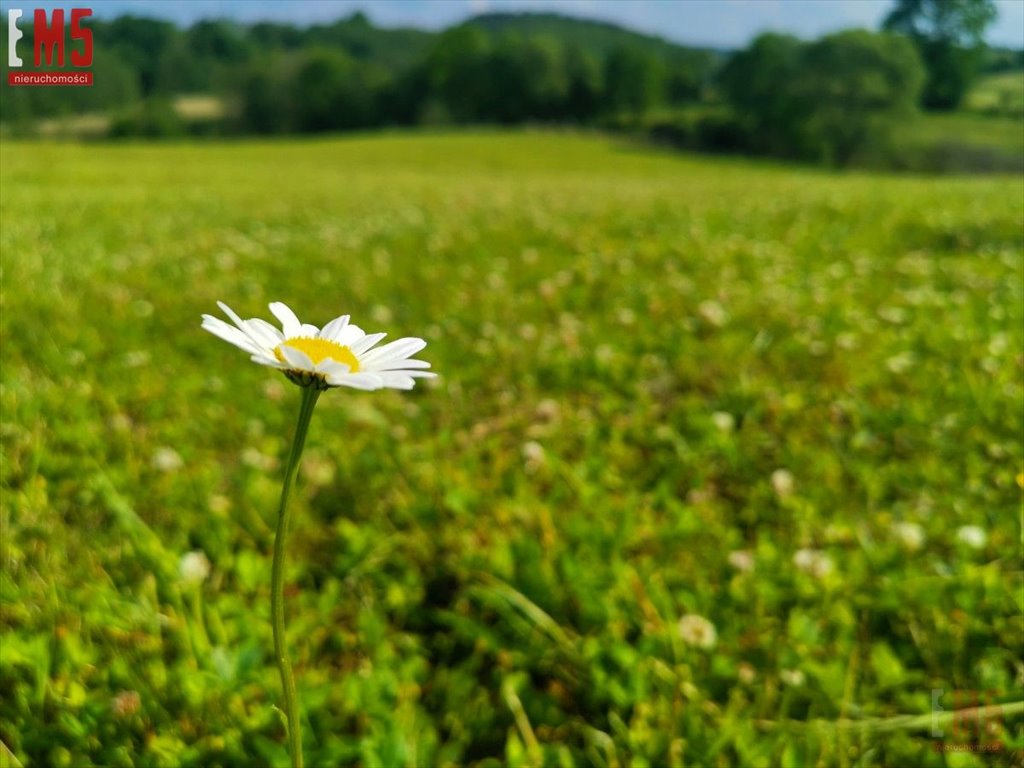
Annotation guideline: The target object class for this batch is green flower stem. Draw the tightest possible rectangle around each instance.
[272,385,321,768]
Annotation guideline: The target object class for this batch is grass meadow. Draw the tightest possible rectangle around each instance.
[1,132,1022,767]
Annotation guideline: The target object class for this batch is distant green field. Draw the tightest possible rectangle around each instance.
[909,111,1024,153]
[2,133,1021,767]
[966,69,1024,116]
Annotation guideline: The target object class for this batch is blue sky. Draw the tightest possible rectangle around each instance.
[4,0,1023,48]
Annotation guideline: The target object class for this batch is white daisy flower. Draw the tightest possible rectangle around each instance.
[202,301,436,391]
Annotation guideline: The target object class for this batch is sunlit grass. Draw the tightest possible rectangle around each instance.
[906,111,1024,153]
[965,69,1024,116]
[1,132,1021,767]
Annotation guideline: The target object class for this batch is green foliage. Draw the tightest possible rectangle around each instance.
[719,33,804,155]
[884,0,997,47]
[236,59,291,135]
[108,97,186,139]
[101,15,179,94]
[982,46,1024,73]
[1,132,1021,766]
[916,38,984,110]
[562,44,602,122]
[603,46,665,118]
[0,44,141,128]
[795,30,925,165]
[0,11,715,134]
[464,11,704,61]
[290,49,375,133]
[719,30,925,166]
[883,0,998,109]
[422,27,495,123]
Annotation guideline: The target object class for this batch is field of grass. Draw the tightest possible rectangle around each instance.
[1,132,1022,767]
[884,110,1023,174]
[907,111,1024,154]
[965,70,1024,116]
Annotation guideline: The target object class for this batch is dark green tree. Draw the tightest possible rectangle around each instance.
[664,50,714,103]
[563,44,601,121]
[422,27,493,122]
[795,30,925,164]
[290,49,377,132]
[720,30,924,165]
[718,33,804,155]
[237,58,291,133]
[98,16,177,94]
[602,46,664,117]
[883,0,997,109]
[486,35,568,122]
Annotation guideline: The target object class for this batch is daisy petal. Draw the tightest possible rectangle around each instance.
[246,318,285,347]
[269,302,303,338]
[277,343,315,371]
[328,372,384,390]
[350,332,387,356]
[379,373,416,390]
[336,324,366,345]
[300,323,320,336]
[316,360,351,378]
[360,337,427,366]
[217,302,270,346]
[319,315,350,342]
[202,316,262,355]
[217,301,250,333]
[251,354,288,369]
[364,358,433,371]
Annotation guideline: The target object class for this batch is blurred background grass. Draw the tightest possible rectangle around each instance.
[2,0,1023,766]
[1,132,1021,766]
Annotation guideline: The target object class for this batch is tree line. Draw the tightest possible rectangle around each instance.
[0,13,715,129]
[0,2,1012,167]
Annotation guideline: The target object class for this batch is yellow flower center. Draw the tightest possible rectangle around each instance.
[274,337,360,372]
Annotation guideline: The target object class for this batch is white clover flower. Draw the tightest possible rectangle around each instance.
[712,411,735,433]
[179,551,211,585]
[522,441,546,463]
[956,525,987,549]
[698,300,727,327]
[793,548,833,578]
[771,469,795,498]
[886,352,915,375]
[894,522,925,551]
[534,399,561,422]
[780,669,806,687]
[678,614,717,649]
[152,447,183,472]
[202,301,436,391]
[728,550,755,573]
[522,441,547,474]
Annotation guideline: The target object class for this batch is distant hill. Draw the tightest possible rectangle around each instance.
[0,9,717,132]
[463,11,722,59]
[254,11,718,71]
[251,12,436,71]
